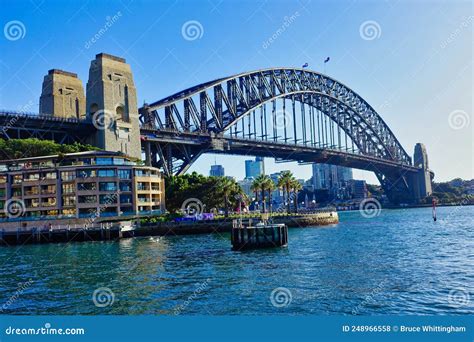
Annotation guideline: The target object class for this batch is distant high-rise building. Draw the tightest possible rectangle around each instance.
[245,157,264,179]
[210,164,225,177]
[348,180,368,199]
[312,164,353,190]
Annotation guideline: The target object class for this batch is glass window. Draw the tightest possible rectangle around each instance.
[119,182,132,191]
[62,196,76,206]
[96,158,113,165]
[78,195,97,204]
[78,182,96,191]
[42,172,57,180]
[118,169,131,179]
[61,171,75,181]
[62,183,75,194]
[99,194,118,204]
[120,194,132,204]
[135,169,150,177]
[24,173,40,181]
[76,169,96,178]
[98,169,116,177]
[99,182,117,191]
[113,158,125,165]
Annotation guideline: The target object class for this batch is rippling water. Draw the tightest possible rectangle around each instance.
[0,206,473,315]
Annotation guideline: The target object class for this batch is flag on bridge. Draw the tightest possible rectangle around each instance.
[302,63,309,68]
[324,57,330,63]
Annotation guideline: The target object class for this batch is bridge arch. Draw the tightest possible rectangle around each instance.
[141,68,411,166]
[139,68,432,203]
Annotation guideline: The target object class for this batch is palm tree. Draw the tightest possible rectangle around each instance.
[291,179,303,213]
[218,177,238,217]
[264,177,276,213]
[277,171,294,214]
[250,179,260,211]
[252,174,273,213]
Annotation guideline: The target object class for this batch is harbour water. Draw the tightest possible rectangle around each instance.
[0,206,472,315]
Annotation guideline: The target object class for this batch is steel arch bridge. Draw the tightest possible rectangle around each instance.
[139,68,432,203]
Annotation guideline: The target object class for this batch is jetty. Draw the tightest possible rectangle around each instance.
[231,215,288,251]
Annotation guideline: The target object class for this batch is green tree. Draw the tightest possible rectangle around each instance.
[277,171,295,213]
[290,179,303,213]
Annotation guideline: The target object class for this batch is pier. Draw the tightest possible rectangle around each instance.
[231,219,288,251]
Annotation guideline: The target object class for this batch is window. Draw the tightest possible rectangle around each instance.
[98,169,116,177]
[24,186,39,195]
[42,172,57,180]
[113,158,125,165]
[99,182,117,191]
[41,185,56,195]
[119,182,132,191]
[78,182,96,191]
[137,182,150,191]
[120,194,132,204]
[135,169,149,177]
[62,208,76,216]
[62,196,76,206]
[61,171,75,181]
[96,158,113,165]
[62,183,75,194]
[99,194,118,204]
[24,173,40,181]
[118,169,131,179]
[78,195,97,204]
[77,169,96,178]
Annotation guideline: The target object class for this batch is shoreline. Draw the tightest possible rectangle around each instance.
[0,212,339,246]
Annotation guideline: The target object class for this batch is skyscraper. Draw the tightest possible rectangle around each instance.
[245,157,264,178]
[210,164,225,177]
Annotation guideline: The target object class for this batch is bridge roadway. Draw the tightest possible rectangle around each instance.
[140,128,420,176]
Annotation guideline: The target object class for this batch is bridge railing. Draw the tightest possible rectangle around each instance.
[0,110,92,124]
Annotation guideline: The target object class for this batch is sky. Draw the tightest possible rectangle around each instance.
[0,0,472,183]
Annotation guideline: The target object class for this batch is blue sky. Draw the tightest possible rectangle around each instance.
[0,0,472,183]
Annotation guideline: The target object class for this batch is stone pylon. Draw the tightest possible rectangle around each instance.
[86,53,142,160]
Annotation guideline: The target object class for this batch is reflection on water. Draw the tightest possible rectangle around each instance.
[0,206,473,315]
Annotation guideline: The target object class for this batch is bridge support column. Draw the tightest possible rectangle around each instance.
[411,143,433,201]
[144,141,152,166]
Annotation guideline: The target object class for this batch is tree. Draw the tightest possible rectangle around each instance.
[277,171,295,213]
[252,174,273,213]
[290,179,303,213]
